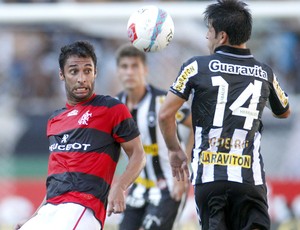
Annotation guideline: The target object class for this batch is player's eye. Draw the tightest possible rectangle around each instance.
[120,63,128,69]
[133,63,139,68]
[69,69,78,75]
[84,69,92,74]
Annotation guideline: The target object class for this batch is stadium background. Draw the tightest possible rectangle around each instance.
[0,1,300,229]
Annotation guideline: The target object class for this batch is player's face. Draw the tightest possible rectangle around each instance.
[60,55,97,105]
[117,56,147,91]
[206,24,223,54]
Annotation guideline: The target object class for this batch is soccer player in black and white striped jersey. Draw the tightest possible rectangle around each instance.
[115,44,194,230]
[159,1,291,230]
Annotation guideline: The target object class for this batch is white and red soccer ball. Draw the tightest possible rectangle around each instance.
[127,5,175,52]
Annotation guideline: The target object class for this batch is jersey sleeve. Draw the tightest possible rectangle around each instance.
[170,58,198,100]
[111,101,140,143]
[268,74,289,115]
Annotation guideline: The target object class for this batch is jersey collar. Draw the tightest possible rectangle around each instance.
[120,85,151,108]
[66,93,96,109]
[215,45,253,58]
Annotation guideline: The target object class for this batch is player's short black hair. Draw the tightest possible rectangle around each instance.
[59,41,97,72]
[116,44,147,65]
[204,0,252,45]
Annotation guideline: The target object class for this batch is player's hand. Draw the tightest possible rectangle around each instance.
[171,177,189,201]
[168,149,190,181]
[107,184,126,217]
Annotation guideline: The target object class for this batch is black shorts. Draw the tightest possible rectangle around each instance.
[119,190,182,230]
[194,181,270,230]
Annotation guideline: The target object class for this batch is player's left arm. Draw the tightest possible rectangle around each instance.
[107,136,145,216]
[269,74,291,119]
[273,107,291,118]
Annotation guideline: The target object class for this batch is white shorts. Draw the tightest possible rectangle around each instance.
[20,203,101,230]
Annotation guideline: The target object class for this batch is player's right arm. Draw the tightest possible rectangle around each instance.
[159,92,190,181]
[15,196,46,229]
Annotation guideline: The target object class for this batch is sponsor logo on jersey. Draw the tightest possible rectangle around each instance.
[175,110,185,123]
[148,111,156,128]
[61,134,69,144]
[209,60,268,80]
[200,151,251,168]
[49,142,91,152]
[67,110,78,117]
[78,110,92,125]
[173,60,198,93]
[273,75,289,107]
[143,144,158,156]
[209,137,249,150]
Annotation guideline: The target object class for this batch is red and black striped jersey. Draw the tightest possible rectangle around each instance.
[46,94,139,227]
[170,45,289,186]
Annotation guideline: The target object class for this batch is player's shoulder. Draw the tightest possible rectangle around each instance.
[258,61,273,73]
[90,94,124,108]
[149,84,167,96]
[180,55,213,76]
[48,107,66,120]
[184,54,213,65]
[252,58,275,82]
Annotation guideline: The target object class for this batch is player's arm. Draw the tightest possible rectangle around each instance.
[159,91,189,181]
[181,114,194,163]
[170,101,194,200]
[15,196,46,229]
[269,75,291,119]
[107,136,145,216]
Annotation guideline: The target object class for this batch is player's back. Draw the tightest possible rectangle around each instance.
[191,50,272,139]
[172,46,275,185]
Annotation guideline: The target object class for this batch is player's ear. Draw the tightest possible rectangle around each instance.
[219,31,228,45]
[59,69,65,81]
[94,68,97,78]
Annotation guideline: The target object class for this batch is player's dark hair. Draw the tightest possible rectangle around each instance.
[116,44,147,65]
[204,0,252,45]
[59,41,97,73]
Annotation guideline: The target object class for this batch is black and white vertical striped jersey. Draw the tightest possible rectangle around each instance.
[117,85,190,207]
[170,45,289,186]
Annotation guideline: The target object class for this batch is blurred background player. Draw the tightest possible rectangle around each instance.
[159,0,291,230]
[15,41,146,230]
[115,44,194,230]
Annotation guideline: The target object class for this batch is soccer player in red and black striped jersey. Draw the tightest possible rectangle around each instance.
[159,1,291,230]
[16,41,146,230]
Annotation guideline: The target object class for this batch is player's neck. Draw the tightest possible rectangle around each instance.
[126,86,147,110]
[228,43,247,49]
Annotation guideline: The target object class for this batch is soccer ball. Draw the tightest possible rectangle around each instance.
[127,5,174,52]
